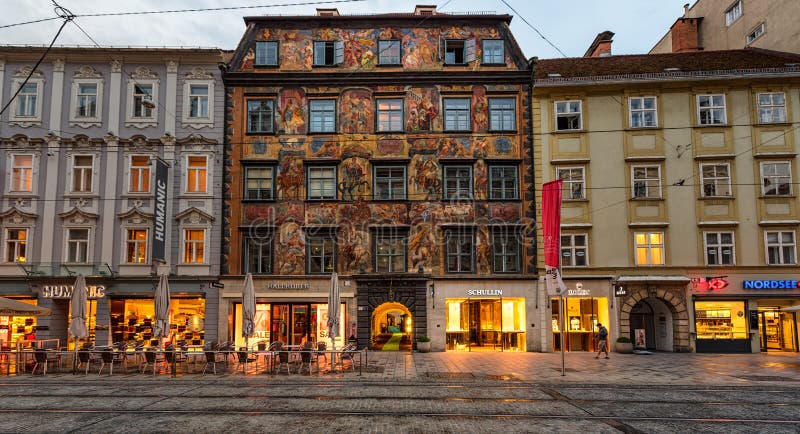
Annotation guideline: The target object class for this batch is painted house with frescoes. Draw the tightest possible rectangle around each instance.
[221,5,537,352]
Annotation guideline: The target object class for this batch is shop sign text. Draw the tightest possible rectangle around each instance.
[743,280,799,289]
[267,282,311,290]
[466,289,503,296]
[41,285,106,299]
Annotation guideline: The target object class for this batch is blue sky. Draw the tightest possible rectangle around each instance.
[1,0,692,58]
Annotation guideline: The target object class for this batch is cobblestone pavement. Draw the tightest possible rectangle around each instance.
[1,351,799,433]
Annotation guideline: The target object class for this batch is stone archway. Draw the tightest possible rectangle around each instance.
[619,287,691,352]
[354,274,428,350]
[371,302,413,350]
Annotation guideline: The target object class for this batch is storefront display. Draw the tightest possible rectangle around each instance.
[109,298,206,346]
[757,309,797,351]
[551,296,609,352]
[0,298,38,348]
[445,297,526,351]
[232,302,345,349]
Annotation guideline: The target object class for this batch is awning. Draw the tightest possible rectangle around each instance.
[617,276,690,283]
[0,297,51,316]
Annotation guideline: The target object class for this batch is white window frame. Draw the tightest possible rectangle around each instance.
[255,41,279,66]
[443,98,471,132]
[746,22,765,44]
[765,230,797,265]
[70,154,95,194]
[183,154,209,194]
[628,96,658,128]
[703,231,735,266]
[9,153,35,193]
[124,228,149,264]
[699,163,732,197]
[443,165,473,200]
[482,39,505,64]
[313,40,344,66]
[127,154,152,194]
[373,165,406,200]
[757,92,786,124]
[697,94,727,125]
[760,161,792,197]
[488,165,519,200]
[492,231,520,273]
[555,100,582,131]
[634,231,665,266]
[307,166,337,200]
[182,228,207,264]
[376,98,404,132]
[69,78,103,127]
[378,40,401,65]
[9,78,44,126]
[561,233,588,267]
[488,97,516,131]
[4,227,30,263]
[309,99,336,133]
[125,78,159,128]
[725,0,742,26]
[246,99,274,134]
[631,165,662,199]
[557,166,585,200]
[244,166,275,200]
[65,227,91,264]
[182,79,214,128]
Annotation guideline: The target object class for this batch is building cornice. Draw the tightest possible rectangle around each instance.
[223,70,530,87]
[535,68,800,87]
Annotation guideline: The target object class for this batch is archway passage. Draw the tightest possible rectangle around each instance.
[619,287,690,352]
[371,302,413,351]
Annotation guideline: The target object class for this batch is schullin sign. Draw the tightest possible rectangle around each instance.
[152,159,169,263]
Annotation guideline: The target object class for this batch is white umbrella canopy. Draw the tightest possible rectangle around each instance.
[327,272,340,350]
[153,274,171,342]
[0,297,50,316]
[68,275,88,340]
[242,273,256,346]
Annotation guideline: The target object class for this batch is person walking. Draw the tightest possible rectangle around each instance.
[594,323,609,359]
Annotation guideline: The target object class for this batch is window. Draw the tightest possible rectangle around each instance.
[76,83,98,118]
[443,166,473,200]
[446,231,474,273]
[757,92,786,124]
[245,166,274,200]
[489,98,515,131]
[492,232,520,273]
[697,94,726,125]
[374,166,406,200]
[632,165,661,199]
[183,229,206,263]
[186,156,208,193]
[313,41,343,66]
[725,0,742,26]
[700,163,731,197]
[555,100,582,131]
[308,236,335,273]
[309,100,336,133]
[66,228,90,263]
[747,23,765,44]
[5,228,28,263]
[244,234,273,274]
[247,99,274,134]
[482,39,505,64]
[561,234,588,267]
[16,83,38,117]
[443,98,471,131]
[489,165,518,200]
[704,232,735,266]
[129,155,151,193]
[255,41,278,66]
[125,229,148,263]
[765,231,797,265]
[376,99,403,132]
[10,154,33,193]
[634,232,665,266]
[188,84,209,118]
[378,40,401,65]
[760,161,792,196]
[133,83,154,118]
[375,234,406,273]
[557,166,585,200]
[72,155,93,193]
[629,96,657,128]
[307,166,337,200]
[444,39,475,65]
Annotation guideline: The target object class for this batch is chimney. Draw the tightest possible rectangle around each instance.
[583,31,614,58]
[670,17,702,52]
[316,8,340,16]
[414,5,437,15]
[683,3,690,17]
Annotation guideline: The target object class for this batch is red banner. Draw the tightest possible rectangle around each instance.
[542,180,567,296]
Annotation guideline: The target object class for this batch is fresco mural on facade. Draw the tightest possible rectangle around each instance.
[277,155,304,200]
[340,140,373,159]
[338,157,370,201]
[438,137,471,158]
[280,30,314,70]
[243,204,275,225]
[409,202,443,226]
[408,137,438,156]
[406,87,439,132]
[474,159,487,200]
[338,224,371,273]
[408,223,439,272]
[476,225,492,274]
[489,203,521,222]
[493,136,513,155]
[409,154,441,200]
[306,203,338,225]
[340,89,373,134]
[472,85,489,132]
[369,203,409,225]
[339,29,378,68]
[376,139,404,156]
[279,88,307,134]
[276,202,305,226]
[310,136,339,158]
[339,200,371,225]
[401,29,438,69]
[276,221,305,275]
[240,48,255,70]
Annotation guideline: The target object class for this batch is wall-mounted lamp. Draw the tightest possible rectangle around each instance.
[430,282,435,309]
[418,265,424,274]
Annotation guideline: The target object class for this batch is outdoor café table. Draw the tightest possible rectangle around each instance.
[252,350,275,374]
[183,346,205,372]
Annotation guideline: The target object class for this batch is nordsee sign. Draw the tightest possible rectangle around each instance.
[152,159,168,263]
[743,280,799,289]
[466,289,503,296]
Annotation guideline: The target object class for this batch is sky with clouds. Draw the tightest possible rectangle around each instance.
[0,0,693,58]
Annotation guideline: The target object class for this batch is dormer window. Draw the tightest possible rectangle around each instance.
[444,39,476,65]
[313,41,344,66]
[255,41,278,66]
[482,40,505,64]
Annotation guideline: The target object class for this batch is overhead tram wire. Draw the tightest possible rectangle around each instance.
[497,0,567,58]
[73,0,367,18]
[0,16,62,29]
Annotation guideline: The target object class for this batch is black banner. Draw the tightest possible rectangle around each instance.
[152,158,169,263]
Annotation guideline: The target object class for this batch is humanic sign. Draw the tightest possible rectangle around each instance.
[41,285,106,299]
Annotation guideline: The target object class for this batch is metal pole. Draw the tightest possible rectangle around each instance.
[560,295,566,377]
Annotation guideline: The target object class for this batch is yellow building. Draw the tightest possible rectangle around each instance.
[534,48,800,353]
